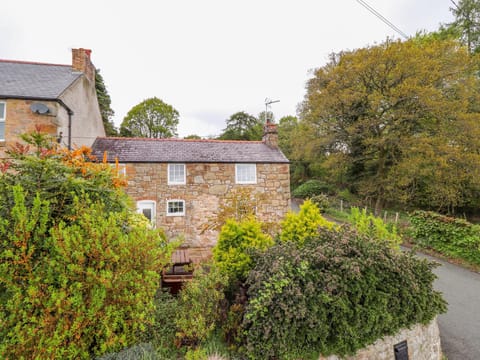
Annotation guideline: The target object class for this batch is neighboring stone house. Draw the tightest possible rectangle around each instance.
[91,123,290,259]
[0,48,105,157]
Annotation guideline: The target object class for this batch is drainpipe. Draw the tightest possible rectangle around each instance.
[55,99,74,150]
[2,95,74,150]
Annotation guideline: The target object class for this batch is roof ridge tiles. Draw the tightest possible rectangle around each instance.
[0,59,70,67]
[97,137,264,144]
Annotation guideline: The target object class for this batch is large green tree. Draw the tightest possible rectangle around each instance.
[95,70,117,136]
[298,38,480,214]
[218,111,263,140]
[450,0,480,53]
[120,97,179,138]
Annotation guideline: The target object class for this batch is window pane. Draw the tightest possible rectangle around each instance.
[167,201,185,215]
[236,164,256,183]
[0,103,4,119]
[0,122,4,140]
[169,164,185,183]
[142,208,152,221]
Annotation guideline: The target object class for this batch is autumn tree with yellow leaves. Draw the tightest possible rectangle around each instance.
[298,37,480,214]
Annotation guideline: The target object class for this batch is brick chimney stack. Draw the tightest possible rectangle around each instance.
[72,48,95,83]
[262,121,279,148]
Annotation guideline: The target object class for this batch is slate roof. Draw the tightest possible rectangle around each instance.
[91,137,289,164]
[0,60,81,99]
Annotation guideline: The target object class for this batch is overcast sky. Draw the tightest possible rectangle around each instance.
[1,0,454,137]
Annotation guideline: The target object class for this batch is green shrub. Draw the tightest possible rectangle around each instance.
[213,217,273,284]
[280,199,336,245]
[409,210,480,265]
[242,228,446,359]
[309,193,331,213]
[0,132,175,359]
[140,289,180,358]
[292,180,332,198]
[349,207,401,249]
[175,264,228,346]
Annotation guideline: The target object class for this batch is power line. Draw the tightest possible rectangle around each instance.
[356,0,409,39]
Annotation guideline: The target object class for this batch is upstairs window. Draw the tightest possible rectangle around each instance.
[168,163,186,184]
[167,200,185,216]
[0,102,5,141]
[235,164,257,184]
[137,200,156,227]
[110,163,126,176]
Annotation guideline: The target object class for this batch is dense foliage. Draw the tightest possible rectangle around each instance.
[175,265,228,346]
[291,179,332,198]
[280,199,335,245]
[242,229,446,359]
[349,207,401,249]
[409,210,480,266]
[120,97,179,138]
[0,132,174,358]
[297,37,480,214]
[95,69,117,136]
[213,217,273,284]
[218,111,263,141]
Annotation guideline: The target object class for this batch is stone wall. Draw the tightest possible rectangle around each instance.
[124,162,290,248]
[319,318,442,360]
[0,99,64,158]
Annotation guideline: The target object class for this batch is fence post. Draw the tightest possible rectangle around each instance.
[340,199,343,212]
[395,212,399,224]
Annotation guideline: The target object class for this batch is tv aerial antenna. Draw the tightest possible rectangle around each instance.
[264,98,280,123]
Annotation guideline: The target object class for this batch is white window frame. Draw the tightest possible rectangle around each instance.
[166,199,185,216]
[137,200,156,227]
[235,163,257,184]
[0,102,6,141]
[168,163,186,185]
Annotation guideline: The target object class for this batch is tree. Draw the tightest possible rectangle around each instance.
[450,0,480,53]
[95,69,117,136]
[298,38,480,214]
[218,111,263,140]
[120,97,179,138]
[0,131,175,358]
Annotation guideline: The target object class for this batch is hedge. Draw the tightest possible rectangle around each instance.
[242,228,446,359]
[409,210,480,266]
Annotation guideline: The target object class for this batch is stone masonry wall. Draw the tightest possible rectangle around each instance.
[124,162,290,248]
[0,99,64,158]
[319,318,442,360]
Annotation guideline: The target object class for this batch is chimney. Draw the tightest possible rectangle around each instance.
[72,48,95,83]
[262,121,279,148]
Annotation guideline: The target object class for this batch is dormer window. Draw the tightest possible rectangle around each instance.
[168,163,186,185]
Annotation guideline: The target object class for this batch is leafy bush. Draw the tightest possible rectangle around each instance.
[0,132,175,359]
[242,228,446,359]
[175,265,228,346]
[292,179,332,198]
[309,193,331,213]
[280,199,336,245]
[349,207,401,249]
[213,217,273,284]
[409,210,480,265]
[140,289,180,358]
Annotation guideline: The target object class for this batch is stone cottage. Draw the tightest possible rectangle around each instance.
[91,123,290,259]
[0,48,105,158]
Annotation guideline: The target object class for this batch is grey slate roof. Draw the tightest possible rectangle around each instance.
[91,137,289,164]
[0,60,81,99]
